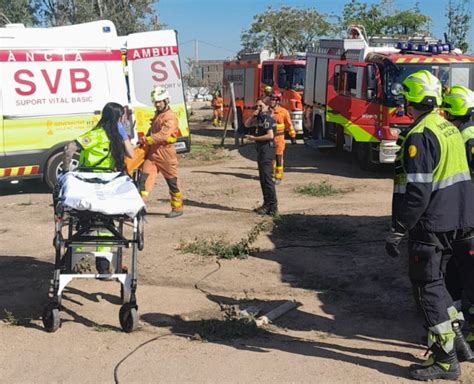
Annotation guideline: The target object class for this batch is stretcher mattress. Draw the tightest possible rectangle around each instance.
[58,172,145,218]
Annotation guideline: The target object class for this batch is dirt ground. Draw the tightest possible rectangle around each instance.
[1,101,473,383]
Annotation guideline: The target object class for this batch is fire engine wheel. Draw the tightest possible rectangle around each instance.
[119,304,138,333]
[44,151,80,190]
[356,142,378,171]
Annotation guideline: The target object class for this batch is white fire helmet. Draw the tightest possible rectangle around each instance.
[151,86,170,103]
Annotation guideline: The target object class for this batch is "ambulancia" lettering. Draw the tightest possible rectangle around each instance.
[130,46,178,60]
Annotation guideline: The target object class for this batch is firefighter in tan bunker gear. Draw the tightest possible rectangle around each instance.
[211,91,224,127]
[269,91,296,185]
[140,86,183,218]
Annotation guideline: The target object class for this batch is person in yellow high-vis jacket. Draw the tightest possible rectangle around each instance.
[139,86,183,218]
[442,85,474,351]
[63,102,134,275]
[385,71,474,380]
[268,91,296,185]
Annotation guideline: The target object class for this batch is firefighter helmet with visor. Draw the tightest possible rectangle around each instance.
[442,85,474,117]
[270,91,282,101]
[401,70,442,106]
[151,86,170,103]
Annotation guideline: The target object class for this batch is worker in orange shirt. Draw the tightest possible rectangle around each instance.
[139,86,183,218]
[268,91,296,185]
[211,91,224,127]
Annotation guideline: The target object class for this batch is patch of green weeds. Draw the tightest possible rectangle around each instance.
[179,220,272,259]
[294,181,353,197]
[196,317,264,341]
[187,143,230,162]
[3,309,18,326]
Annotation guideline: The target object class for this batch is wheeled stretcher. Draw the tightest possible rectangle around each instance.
[43,171,146,333]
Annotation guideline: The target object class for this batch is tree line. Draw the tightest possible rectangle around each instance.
[0,0,161,36]
[241,0,471,54]
[0,0,471,54]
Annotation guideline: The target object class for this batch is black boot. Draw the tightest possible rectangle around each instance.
[409,344,460,381]
[452,321,474,362]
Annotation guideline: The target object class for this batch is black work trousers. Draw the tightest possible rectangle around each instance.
[408,227,455,327]
[256,142,277,209]
[446,230,474,315]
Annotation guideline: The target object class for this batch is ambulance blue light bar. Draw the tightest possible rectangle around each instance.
[103,26,111,33]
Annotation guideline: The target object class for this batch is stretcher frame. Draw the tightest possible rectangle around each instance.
[43,171,145,333]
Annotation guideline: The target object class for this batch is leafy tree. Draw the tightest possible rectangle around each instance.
[183,57,199,87]
[34,0,162,35]
[339,0,431,38]
[383,9,431,36]
[240,6,331,55]
[0,0,36,26]
[446,0,471,52]
[340,0,383,38]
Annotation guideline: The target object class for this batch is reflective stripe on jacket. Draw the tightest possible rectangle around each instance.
[272,106,296,137]
[460,121,474,178]
[392,111,474,232]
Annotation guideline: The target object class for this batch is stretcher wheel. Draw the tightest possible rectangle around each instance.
[43,304,61,332]
[137,216,144,251]
[120,284,130,303]
[119,304,138,333]
[53,234,60,250]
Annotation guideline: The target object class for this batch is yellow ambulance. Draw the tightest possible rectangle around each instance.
[0,20,190,189]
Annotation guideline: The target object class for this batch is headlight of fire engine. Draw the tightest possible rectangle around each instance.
[389,128,401,138]
[391,83,403,96]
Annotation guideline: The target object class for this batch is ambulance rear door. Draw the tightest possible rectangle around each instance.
[0,21,128,184]
[0,80,4,157]
[126,29,190,153]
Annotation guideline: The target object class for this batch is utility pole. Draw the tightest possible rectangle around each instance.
[194,39,199,63]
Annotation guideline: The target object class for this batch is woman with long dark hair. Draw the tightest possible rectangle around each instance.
[63,102,134,172]
[62,102,134,275]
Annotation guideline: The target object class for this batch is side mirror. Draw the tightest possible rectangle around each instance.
[367,64,377,100]
[367,89,376,101]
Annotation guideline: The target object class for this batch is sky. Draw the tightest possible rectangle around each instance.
[156,0,474,63]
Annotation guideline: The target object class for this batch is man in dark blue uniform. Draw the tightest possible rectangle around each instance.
[244,98,278,215]
[385,70,474,380]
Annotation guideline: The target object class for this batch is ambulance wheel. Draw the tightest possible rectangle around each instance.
[43,304,61,333]
[119,304,138,333]
[44,151,80,190]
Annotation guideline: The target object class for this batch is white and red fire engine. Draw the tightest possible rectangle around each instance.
[303,26,474,170]
[223,51,305,133]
